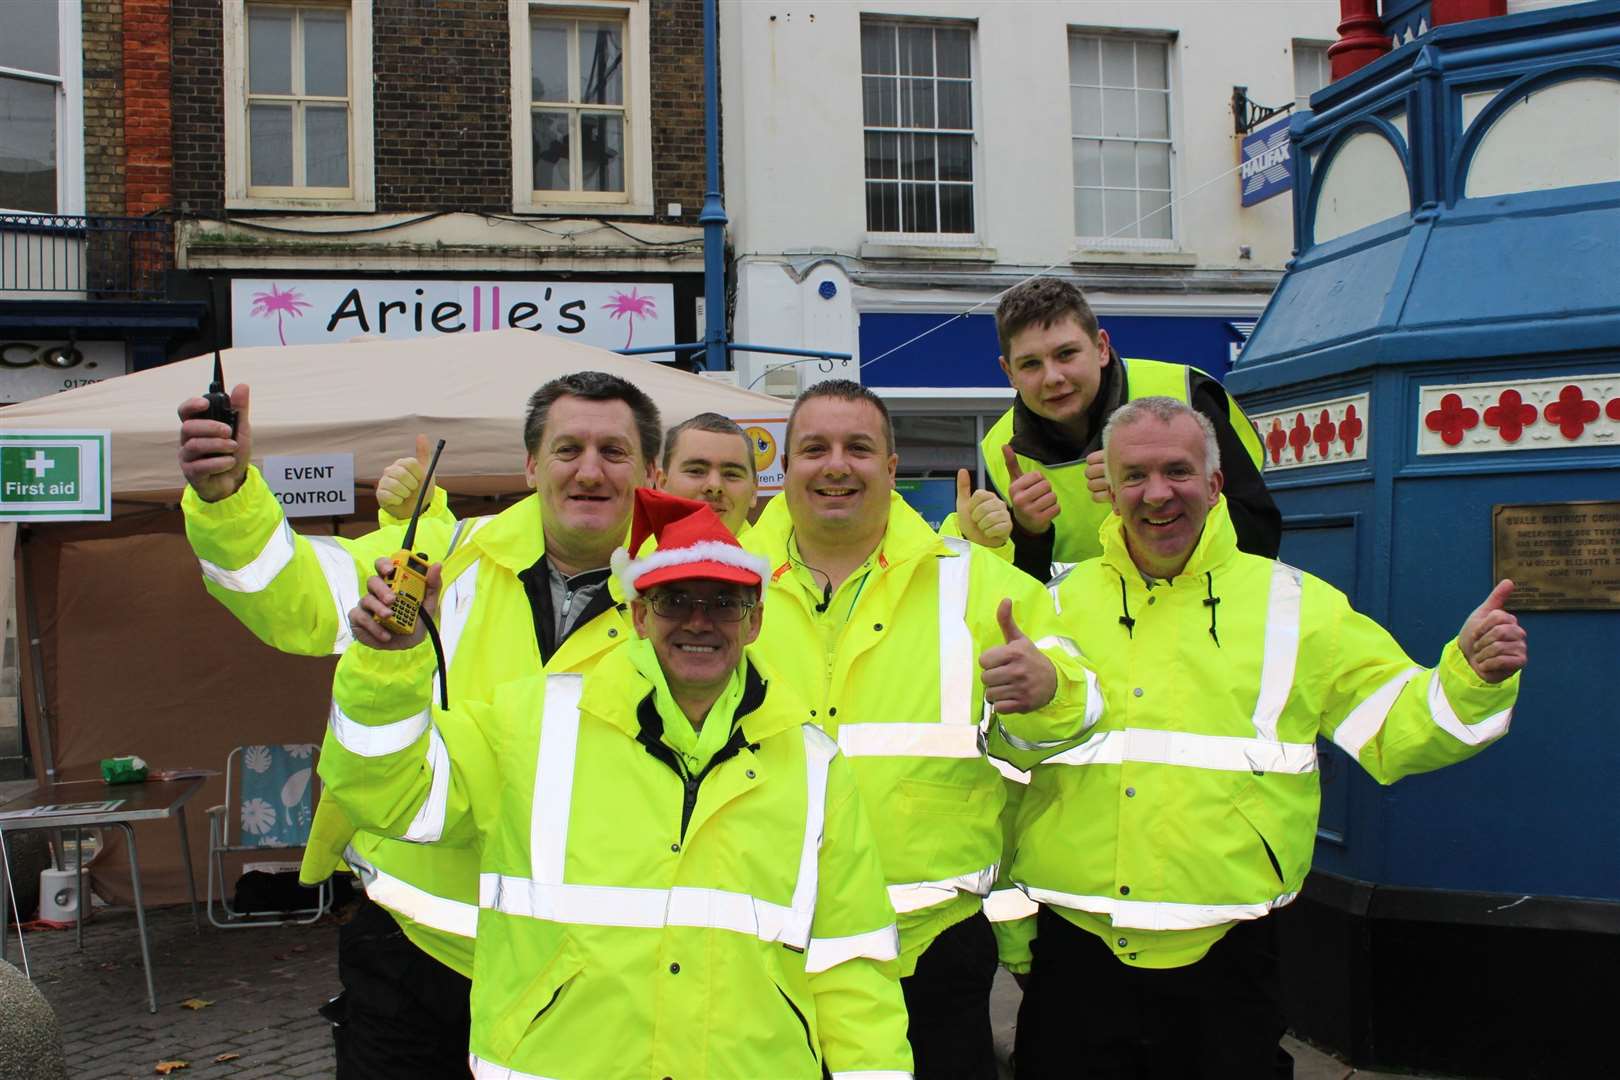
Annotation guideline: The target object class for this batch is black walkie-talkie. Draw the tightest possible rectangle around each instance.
[203,350,238,436]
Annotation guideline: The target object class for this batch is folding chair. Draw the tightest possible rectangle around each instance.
[206,743,331,928]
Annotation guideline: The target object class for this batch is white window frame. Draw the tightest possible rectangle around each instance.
[1293,40,1333,113]
[223,0,375,211]
[0,0,84,215]
[859,17,982,246]
[1069,29,1178,252]
[510,0,653,216]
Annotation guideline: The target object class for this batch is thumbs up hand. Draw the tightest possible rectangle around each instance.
[1458,579,1528,684]
[1003,445,1060,535]
[377,434,435,517]
[978,598,1058,713]
[955,468,1013,549]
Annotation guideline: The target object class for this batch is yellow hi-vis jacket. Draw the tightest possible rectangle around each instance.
[183,470,627,978]
[744,492,1102,974]
[322,640,913,1080]
[982,356,1267,566]
[990,498,1518,969]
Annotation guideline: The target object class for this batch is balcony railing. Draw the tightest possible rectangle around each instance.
[0,213,173,301]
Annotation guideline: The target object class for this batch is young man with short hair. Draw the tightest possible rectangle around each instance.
[658,412,758,535]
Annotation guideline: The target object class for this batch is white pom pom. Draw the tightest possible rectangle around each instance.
[610,547,638,600]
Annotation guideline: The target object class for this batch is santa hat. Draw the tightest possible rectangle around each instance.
[611,488,770,601]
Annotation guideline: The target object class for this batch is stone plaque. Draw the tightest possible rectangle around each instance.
[1492,502,1620,611]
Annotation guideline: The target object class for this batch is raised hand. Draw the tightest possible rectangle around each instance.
[1458,579,1528,684]
[978,598,1058,713]
[177,383,252,503]
[348,557,443,651]
[1003,445,1060,535]
[1083,449,1110,503]
[377,434,435,518]
[955,468,1012,548]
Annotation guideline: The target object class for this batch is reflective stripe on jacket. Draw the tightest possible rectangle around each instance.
[745,492,1100,971]
[991,498,1517,968]
[322,642,913,1080]
[982,356,1265,565]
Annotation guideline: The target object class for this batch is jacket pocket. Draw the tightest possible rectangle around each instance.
[896,776,992,819]
[484,938,584,1063]
[1231,781,1304,891]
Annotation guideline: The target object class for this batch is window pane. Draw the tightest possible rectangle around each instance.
[937,134,972,182]
[1139,142,1171,189]
[581,112,624,191]
[0,0,58,76]
[861,24,896,76]
[303,11,348,97]
[1141,188,1172,239]
[532,110,571,190]
[1103,89,1136,137]
[249,104,293,186]
[532,22,569,102]
[1104,188,1137,238]
[1140,89,1168,139]
[304,105,348,186]
[579,22,623,106]
[902,180,937,232]
[936,28,970,77]
[1068,36,1097,85]
[1138,43,1168,90]
[900,133,935,181]
[866,180,899,231]
[1075,187,1104,237]
[865,131,898,180]
[1070,86,1100,136]
[248,9,293,95]
[901,77,934,129]
[1102,140,1135,187]
[939,183,973,233]
[863,75,896,127]
[899,26,933,76]
[0,77,56,212]
[938,80,971,129]
[1100,39,1135,87]
[1073,138,1102,187]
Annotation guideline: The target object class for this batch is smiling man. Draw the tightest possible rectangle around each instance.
[323,490,913,1079]
[981,277,1279,580]
[177,371,660,1078]
[993,398,1526,1078]
[657,412,758,535]
[744,380,1101,1080]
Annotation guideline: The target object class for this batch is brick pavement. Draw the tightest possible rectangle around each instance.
[10,904,338,1080]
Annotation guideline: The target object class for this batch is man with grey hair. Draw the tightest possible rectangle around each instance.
[993,396,1526,1077]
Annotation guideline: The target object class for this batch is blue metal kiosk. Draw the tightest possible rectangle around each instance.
[1228,3,1619,1074]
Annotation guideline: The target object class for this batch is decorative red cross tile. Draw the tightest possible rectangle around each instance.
[1424,393,1478,446]
[1607,397,1620,421]
[1266,419,1287,465]
[1288,413,1311,462]
[1312,410,1337,458]
[1483,388,1538,443]
[1339,404,1363,455]
[1542,384,1600,440]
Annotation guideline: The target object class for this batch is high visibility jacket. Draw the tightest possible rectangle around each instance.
[322,641,913,1080]
[183,470,628,978]
[745,492,1101,973]
[990,498,1518,969]
[982,356,1270,567]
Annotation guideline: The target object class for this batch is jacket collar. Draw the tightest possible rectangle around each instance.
[748,490,948,571]
[580,643,799,746]
[1008,345,1127,465]
[465,492,629,603]
[1099,494,1240,582]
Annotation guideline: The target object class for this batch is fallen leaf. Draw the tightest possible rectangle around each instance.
[154,1062,189,1075]
[213,1053,240,1063]
[179,998,212,1010]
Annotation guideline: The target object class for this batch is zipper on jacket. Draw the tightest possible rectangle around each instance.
[633,662,768,841]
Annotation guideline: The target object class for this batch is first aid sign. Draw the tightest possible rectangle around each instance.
[0,431,111,520]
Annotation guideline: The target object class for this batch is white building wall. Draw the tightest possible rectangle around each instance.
[721,0,1339,392]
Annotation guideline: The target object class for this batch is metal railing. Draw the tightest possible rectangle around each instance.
[0,213,173,301]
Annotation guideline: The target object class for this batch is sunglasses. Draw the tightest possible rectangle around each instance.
[645,590,757,623]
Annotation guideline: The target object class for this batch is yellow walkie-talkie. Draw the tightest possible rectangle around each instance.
[379,439,446,637]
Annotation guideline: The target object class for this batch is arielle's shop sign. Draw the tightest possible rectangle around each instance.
[230,279,677,361]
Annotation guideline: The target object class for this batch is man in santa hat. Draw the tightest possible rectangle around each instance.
[323,488,913,1080]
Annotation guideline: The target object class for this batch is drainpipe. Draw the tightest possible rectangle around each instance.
[699,0,728,373]
[1328,0,1391,79]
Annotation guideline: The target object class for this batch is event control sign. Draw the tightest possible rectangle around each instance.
[0,431,112,521]
[263,453,356,518]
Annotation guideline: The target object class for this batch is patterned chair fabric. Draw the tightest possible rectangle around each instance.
[236,744,317,849]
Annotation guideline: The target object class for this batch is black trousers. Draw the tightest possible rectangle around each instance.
[324,892,473,1080]
[1014,906,1291,1080]
[901,910,1001,1080]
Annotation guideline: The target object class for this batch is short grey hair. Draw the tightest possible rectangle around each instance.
[1101,396,1221,474]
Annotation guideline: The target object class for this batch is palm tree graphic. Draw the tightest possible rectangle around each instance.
[250,284,312,346]
[602,288,658,349]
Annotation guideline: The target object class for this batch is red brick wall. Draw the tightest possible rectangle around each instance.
[123,0,172,214]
